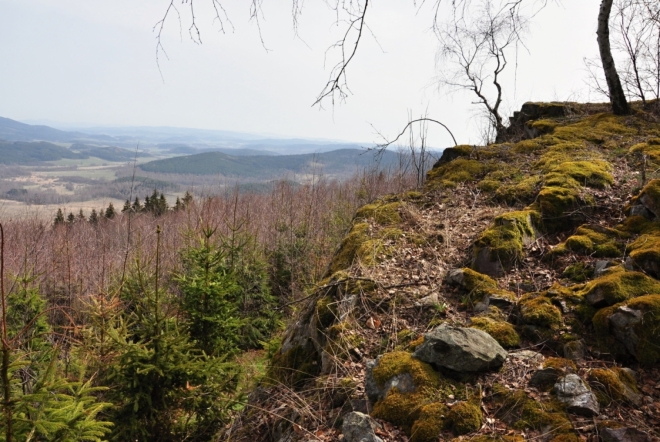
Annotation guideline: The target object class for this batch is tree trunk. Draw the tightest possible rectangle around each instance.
[597,0,631,115]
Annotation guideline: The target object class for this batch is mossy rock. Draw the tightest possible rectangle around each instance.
[552,113,635,144]
[557,224,627,258]
[593,295,660,365]
[534,141,591,172]
[327,222,370,274]
[371,351,461,434]
[562,263,593,283]
[537,186,583,225]
[630,179,660,218]
[409,402,448,442]
[546,160,613,189]
[470,317,520,348]
[491,384,574,435]
[577,269,660,307]
[354,201,402,225]
[446,401,483,435]
[427,158,490,185]
[518,294,563,329]
[588,368,641,405]
[628,233,660,278]
[315,296,338,329]
[494,176,542,206]
[447,268,516,306]
[473,210,540,273]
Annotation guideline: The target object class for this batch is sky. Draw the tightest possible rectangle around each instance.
[0,0,604,147]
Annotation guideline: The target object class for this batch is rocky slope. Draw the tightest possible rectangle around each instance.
[226,102,660,442]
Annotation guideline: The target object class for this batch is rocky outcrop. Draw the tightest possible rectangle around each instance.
[413,324,507,372]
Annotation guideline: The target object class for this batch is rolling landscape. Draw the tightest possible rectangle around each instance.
[0,116,411,217]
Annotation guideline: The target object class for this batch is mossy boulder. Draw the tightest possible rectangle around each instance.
[472,210,540,276]
[491,384,574,435]
[545,160,613,189]
[354,201,402,225]
[326,222,396,275]
[627,233,660,278]
[588,368,642,405]
[552,224,626,258]
[446,268,516,307]
[368,352,460,435]
[427,158,488,185]
[577,269,660,307]
[518,293,563,329]
[593,295,660,365]
[469,317,520,348]
[446,401,483,435]
[409,403,448,442]
[631,179,660,219]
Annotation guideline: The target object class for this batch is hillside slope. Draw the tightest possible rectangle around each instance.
[226,102,660,442]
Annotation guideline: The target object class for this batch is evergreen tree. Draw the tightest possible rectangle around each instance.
[67,212,76,224]
[121,199,131,213]
[182,191,193,207]
[174,197,183,211]
[77,209,86,221]
[54,209,65,226]
[104,203,116,219]
[157,193,168,216]
[132,196,142,212]
[89,209,99,225]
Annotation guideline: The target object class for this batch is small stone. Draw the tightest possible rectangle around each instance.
[415,292,440,307]
[413,324,507,373]
[530,367,562,389]
[342,411,384,442]
[600,426,651,442]
[554,374,599,417]
[508,350,544,365]
[594,260,616,277]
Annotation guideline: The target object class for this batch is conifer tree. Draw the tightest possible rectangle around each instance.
[89,209,99,225]
[54,209,65,226]
[77,209,86,221]
[132,196,142,212]
[104,203,115,219]
[67,212,76,224]
[121,199,131,213]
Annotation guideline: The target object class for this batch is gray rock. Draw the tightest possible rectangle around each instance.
[629,204,654,219]
[639,192,660,219]
[446,268,466,285]
[365,358,416,404]
[415,292,440,307]
[563,340,586,361]
[508,350,544,365]
[554,374,599,417]
[342,412,383,442]
[594,260,615,277]
[600,427,652,442]
[607,306,643,357]
[472,247,505,277]
[413,324,507,372]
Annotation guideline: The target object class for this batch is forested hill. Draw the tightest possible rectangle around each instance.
[139,148,404,177]
[0,116,84,142]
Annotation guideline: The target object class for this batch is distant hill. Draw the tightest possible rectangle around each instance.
[0,116,84,142]
[139,149,399,178]
[0,140,87,164]
[70,143,151,162]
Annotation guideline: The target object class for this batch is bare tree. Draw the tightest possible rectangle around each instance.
[435,0,528,142]
[597,0,631,115]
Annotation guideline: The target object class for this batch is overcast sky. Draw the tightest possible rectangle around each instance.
[0,0,603,146]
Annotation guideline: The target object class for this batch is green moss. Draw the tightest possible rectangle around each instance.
[327,222,370,274]
[315,296,337,329]
[562,263,593,283]
[268,342,320,387]
[477,179,501,193]
[531,119,560,134]
[628,234,660,277]
[372,388,426,432]
[519,294,563,329]
[513,139,544,154]
[355,201,402,225]
[492,384,574,434]
[470,317,520,348]
[543,357,577,372]
[534,142,591,172]
[410,403,448,442]
[588,368,639,404]
[427,158,488,184]
[558,225,626,258]
[537,186,581,220]
[473,210,540,270]
[552,113,635,144]
[593,295,660,365]
[446,402,483,435]
[577,270,660,306]
[453,268,516,306]
[494,176,541,205]
[372,351,442,389]
[547,160,613,189]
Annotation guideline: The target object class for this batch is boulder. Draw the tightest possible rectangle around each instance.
[600,426,652,442]
[342,411,384,442]
[554,374,599,417]
[563,340,586,361]
[413,324,507,372]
